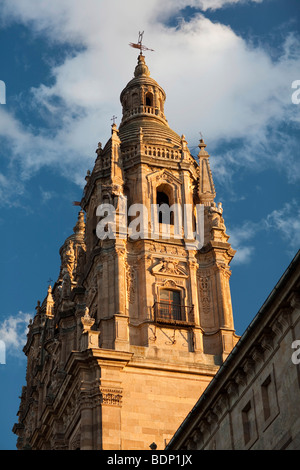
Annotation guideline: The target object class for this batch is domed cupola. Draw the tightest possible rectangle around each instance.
[119,54,168,127]
[134,53,151,78]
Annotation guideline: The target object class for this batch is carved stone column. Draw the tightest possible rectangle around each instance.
[100,386,123,450]
[79,392,94,450]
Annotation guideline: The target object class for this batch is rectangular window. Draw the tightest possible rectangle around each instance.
[242,401,252,445]
[154,289,195,326]
[159,289,181,321]
[261,375,271,421]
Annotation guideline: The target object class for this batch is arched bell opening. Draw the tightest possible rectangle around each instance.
[145,91,153,107]
[156,184,174,225]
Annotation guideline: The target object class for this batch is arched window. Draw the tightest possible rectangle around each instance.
[145,92,153,107]
[156,187,174,225]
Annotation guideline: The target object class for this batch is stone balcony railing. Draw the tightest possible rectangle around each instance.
[153,302,195,327]
[122,105,166,122]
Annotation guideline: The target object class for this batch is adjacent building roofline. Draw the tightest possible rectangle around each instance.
[166,249,300,449]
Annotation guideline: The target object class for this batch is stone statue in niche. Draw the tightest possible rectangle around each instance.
[126,263,136,304]
[64,240,75,282]
[209,202,226,231]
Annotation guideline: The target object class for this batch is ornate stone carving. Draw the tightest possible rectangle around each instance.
[242,357,256,379]
[69,431,81,451]
[45,285,54,318]
[214,393,228,418]
[152,260,187,277]
[206,410,218,428]
[81,307,95,332]
[290,292,300,309]
[100,387,123,406]
[198,418,210,437]
[260,330,275,352]
[125,262,136,303]
[199,275,211,315]
[251,343,265,364]
[73,210,85,240]
[79,393,94,410]
[225,379,239,398]
[162,279,177,288]
[86,274,98,307]
[234,369,247,388]
[271,309,291,335]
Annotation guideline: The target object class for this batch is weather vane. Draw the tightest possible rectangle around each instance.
[129,31,154,54]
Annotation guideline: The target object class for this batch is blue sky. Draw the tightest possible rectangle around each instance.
[0,0,299,450]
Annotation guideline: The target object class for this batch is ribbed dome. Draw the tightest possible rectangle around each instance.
[119,118,182,148]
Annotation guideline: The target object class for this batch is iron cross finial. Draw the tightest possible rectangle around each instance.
[129,31,154,53]
[138,31,144,48]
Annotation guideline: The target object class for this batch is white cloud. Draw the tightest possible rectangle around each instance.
[233,245,255,264]
[162,0,263,12]
[265,200,300,251]
[228,200,300,264]
[227,220,259,264]
[0,312,32,358]
[0,0,299,203]
[0,167,25,208]
[39,187,57,204]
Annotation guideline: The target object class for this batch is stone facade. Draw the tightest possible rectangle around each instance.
[13,53,239,450]
[167,250,300,450]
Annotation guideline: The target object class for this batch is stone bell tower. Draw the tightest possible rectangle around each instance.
[14,53,239,450]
